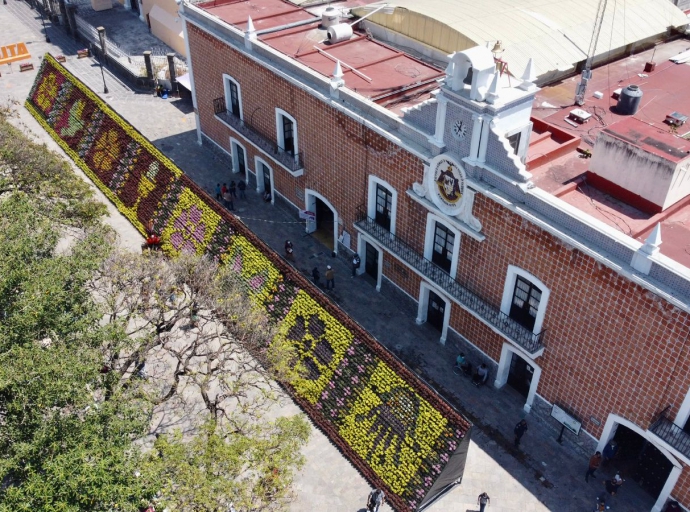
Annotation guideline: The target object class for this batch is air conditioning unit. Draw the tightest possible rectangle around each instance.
[569,108,592,124]
[666,111,688,127]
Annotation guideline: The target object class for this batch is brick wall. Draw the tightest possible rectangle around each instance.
[188,24,423,251]
[187,23,690,506]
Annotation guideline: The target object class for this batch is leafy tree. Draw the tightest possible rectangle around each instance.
[0,105,309,511]
[147,416,309,512]
[90,251,310,511]
[0,106,105,228]
[0,196,158,512]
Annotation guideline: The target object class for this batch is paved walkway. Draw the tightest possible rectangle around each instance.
[0,3,653,511]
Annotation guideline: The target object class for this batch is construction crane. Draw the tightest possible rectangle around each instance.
[574,0,608,106]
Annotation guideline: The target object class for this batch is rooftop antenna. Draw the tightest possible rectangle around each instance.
[574,0,608,106]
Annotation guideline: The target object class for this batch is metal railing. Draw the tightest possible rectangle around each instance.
[213,98,304,174]
[354,206,546,355]
[650,406,690,458]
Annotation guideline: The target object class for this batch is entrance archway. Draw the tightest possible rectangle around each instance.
[255,157,274,204]
[598,414,682,512]
[356,234,383,291]
[305,190,338,254]
[494,343,541,413]
[415,283,450,344]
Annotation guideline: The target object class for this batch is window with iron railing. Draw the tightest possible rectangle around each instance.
[354,206,546,354]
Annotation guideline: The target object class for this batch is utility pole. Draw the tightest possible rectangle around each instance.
[574,0,608,106]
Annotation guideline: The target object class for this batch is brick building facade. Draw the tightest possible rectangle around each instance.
[180,1,690,509]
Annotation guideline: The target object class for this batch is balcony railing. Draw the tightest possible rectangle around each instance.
[650,406,690,459]
[213,98,304,174]
[354,207,546,355]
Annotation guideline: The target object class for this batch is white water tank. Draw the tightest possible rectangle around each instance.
[327,23,353,44]
[322,6,339,28]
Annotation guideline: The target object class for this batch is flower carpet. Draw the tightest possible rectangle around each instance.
[26,54,472,512]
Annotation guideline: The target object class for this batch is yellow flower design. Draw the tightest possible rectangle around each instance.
[161,188,221,257]
[35,73,59,111]
[93,129,120,172]
[278,291,353,404]
[339,362,447,494]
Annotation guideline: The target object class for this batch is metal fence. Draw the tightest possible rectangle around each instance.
[72,11,187,84]
[353,206,546,355]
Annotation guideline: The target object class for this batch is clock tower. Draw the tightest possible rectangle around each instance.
[427,46,539,184]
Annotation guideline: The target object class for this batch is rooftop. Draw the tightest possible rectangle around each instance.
[602,116,690,163]
[527,38,690,269]
[352,0,689,82]
[197,0,445,112]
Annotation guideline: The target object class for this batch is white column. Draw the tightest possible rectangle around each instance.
[138,0,145,22]
[493,343,511,389]
[180,16,202,146]
[432,95,449,146]
[523,364,541,413]
[469,114,483,161]
[652,465,681,512]
[478,116,492,163]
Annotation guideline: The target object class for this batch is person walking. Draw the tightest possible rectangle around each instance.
[585,451,602,483]
[312,266,321,286]
[221,183,228,196]
[325,265,335,290]
[238,179,247,199]
[215,183,222,200]
[284,240,294,261]
[477,492,490,512]
[367,488,385,512]
[604,474,624,496]
[352,253,361,277]
[514,419,528,448]
[229,180,237,199]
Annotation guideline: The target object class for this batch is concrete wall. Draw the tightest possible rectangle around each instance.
[590,131,682,210]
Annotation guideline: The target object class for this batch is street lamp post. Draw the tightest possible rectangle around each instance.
[96,27,109,94]
[91,43,109,94]
[40,9,51,43]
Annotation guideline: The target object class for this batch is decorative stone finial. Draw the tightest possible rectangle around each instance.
[330,60,345,98]
[641,223,662,256]
[246,16,255,34]
[631,223,662,274]
[518,58,536,91]
[486,72,500,104]
[333,60,344,80]
[245,16,257,49]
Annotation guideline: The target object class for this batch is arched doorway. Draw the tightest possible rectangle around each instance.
[598,415,682,512]
[612,425,673,500]
[305,190,338,253]
[415,283,450,345]
[494,343,542,413]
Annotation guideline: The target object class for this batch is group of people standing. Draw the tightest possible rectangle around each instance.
[215,181,247,211]
[308,253,361,291]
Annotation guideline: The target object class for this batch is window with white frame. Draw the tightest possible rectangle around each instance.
[230,139,246,176]
[367,176,397,234]
[500,266,550,334]
[423,214,461,277]
[275,109,298,157]
[223,74,242,119]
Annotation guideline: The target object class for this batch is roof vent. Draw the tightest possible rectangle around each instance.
[321,6,340,29]
[616,84,643,116]
[327,23,353,44]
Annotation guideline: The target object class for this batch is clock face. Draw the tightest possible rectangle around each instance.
[451,119,467,140]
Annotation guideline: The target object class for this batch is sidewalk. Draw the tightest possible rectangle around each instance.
[0,3,651,510]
